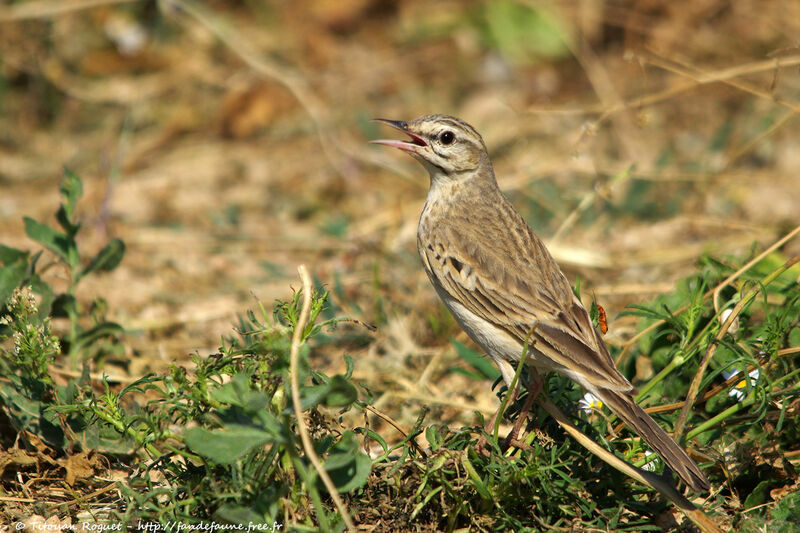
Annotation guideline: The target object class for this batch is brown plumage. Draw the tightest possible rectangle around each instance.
[372,114,709,492]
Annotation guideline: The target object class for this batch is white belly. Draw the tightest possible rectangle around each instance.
[439,286,523,362]
[432,284,548,385]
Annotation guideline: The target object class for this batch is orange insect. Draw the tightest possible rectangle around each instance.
[597,304,608,334]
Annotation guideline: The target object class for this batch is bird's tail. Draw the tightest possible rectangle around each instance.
[593,386,710,492]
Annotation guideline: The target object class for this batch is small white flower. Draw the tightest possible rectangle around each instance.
[641,451,661,472]
[722,368,760,400]
[578,392,603,413]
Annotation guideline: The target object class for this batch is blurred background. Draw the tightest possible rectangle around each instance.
[1,0,799,428]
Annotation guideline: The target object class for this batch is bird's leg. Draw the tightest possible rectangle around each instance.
[503,369,543,451]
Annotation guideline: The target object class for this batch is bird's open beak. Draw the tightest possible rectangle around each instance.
[370,118,427,152]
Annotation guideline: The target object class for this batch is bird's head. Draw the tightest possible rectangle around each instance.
[371,114,491,182]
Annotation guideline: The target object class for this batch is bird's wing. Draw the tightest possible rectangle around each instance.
[420,217,632,392]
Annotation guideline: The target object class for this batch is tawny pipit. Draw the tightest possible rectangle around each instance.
[372,114,709,492]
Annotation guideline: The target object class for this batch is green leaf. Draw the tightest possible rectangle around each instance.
[770,490,800,530]
[451,339,500,381]
[789,327,800,349]
[57,380,80,405]
[0,244,28,265]
[322,431,371,493]
[343,353,354,379]
[301,374,357,409]
[79,238,125,280]
[254,410,284,436]
[212,373,270,414]
[751,250,800,288]
[461,452,493,502]
[0,383,65,449]
[184,424,276,464]
[355,427,387,455]
[0,257,28,306]
[589,300,604,332]
[24,217,79,270]
[300,384,328,409]
[56,205,81,238]
[212,372,249,406]
[51,294,78,320]
[450,367,487,380]
[425,425,444,451]
[0,383,42,428]
[743,479,772,508]
[322,374,357,407]
[74,321,124,350]
[59,168,83,225]
[70,418,136,454]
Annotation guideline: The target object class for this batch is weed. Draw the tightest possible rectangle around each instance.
[0,169,125,366]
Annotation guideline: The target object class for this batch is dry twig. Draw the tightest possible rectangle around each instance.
[289,265,356,532]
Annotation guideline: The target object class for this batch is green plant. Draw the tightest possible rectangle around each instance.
[0,172,371,528]
[0,286,63,445]
[0,169,127,452]
[0,169,125,364]
[1,279,371,528]
[58,286,369,527]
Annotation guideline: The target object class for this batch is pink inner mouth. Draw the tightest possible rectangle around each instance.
[370,137,426,152]
[370,120,427,152]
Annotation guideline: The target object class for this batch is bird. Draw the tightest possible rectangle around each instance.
[371,114,709,492]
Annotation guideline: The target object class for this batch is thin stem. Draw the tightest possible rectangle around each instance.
[686,398,754,440]
[635,350,685,401]
[494,335,532,443]
[289,265,355,532]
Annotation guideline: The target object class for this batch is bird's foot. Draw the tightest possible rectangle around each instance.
[500,370,543,451]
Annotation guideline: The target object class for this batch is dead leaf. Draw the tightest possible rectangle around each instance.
[0,448,38,477]
[60,451,98,486]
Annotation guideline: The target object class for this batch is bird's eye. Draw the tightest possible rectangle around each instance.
[440,131,455,145]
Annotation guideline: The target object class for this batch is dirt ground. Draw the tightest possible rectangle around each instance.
[2,0,800,489]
